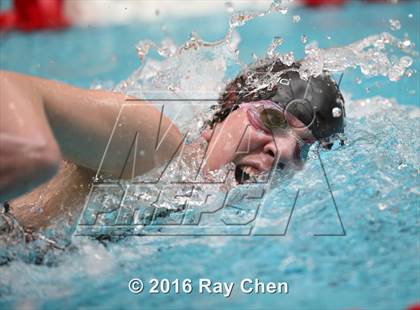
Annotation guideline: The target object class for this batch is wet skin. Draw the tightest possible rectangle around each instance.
[201,105,315,177]
[11,106,315,230]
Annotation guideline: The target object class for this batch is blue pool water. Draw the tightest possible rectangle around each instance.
[1,2,419,309]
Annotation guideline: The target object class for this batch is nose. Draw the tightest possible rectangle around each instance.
[263,136,301,168]
[263,142,277,160]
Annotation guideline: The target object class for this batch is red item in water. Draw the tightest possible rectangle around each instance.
[303,0,347,6]
[407,304,420,310]
[0,0,69,31]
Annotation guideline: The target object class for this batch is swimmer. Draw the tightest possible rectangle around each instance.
[0,58,345,230]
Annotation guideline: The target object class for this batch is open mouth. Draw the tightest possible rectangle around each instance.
[234,165,261,184]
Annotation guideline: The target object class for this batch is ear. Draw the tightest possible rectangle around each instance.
[201,125,214,142]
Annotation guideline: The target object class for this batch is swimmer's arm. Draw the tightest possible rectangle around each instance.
[0,71,183,192]
[0,72,61,201]
[29,74,183,177]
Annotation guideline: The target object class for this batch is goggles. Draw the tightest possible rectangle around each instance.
[241,100,313,142]
[240,100,310,165]
[241,100,290,134]
[241,100,344,148]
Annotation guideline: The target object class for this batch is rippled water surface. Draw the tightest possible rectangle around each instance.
[0,1,419,309]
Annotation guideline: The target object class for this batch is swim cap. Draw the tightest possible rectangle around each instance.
[270,70,345,139]
[211,58,345,141]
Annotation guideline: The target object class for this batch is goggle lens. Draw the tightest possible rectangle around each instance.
[259,108,288,130]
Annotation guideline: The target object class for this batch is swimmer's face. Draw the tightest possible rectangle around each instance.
[202,104,315,182]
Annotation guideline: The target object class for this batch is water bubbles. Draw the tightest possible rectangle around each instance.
[270,0,288,14]
[408,13,413,18]
[404,69,413,77]
[304,41,318,54]
[230,11,258,27]
[252,53,258,61]
[278,7,288,14]
[280,51,295,66]
[399,56,413,68]
[267,36,284,57]
[401,39,412,48]
[299,41,325,78]
[157,38,177,58]
[180,31,219,52]
[269,0,281,10]
[355,77,362,85]
[389,19,401,31]
[298,31,416,83]
[387,69,402,82]
[293,15,301,23]
[136,40,153,61]
[136,38,178,61]
[390,55,399,65]
[225,1,234,13]
[378,203,388,211]
[301,34,307,44]
[388,63,406,82]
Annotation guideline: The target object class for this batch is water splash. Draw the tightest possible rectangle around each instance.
[100,15,417,241]
[131,0,294,68]
[1,2,419,309]
[96,0,418,242]
[389,18,402,31]
[131,1,418,103]
[1,0,418,279]
[298,32,417,81]
[267,36,284,57]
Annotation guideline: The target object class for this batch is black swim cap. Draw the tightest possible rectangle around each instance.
[211,58,345,141]
[270,70,345,139]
